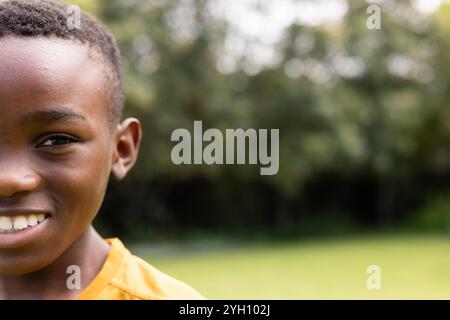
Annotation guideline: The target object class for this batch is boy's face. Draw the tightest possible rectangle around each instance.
[0,37,140,275]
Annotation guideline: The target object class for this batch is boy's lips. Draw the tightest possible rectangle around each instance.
[0,209,52,249]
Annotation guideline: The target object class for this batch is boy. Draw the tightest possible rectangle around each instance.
[0,0,204,300]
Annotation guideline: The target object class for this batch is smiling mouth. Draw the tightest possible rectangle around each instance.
[0,214,50,233]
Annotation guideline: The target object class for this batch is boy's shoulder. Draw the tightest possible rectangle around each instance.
[78,238,205,300]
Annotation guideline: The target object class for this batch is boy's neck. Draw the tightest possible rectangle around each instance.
[0,226,110,300]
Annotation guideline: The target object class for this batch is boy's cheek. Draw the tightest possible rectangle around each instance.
[49,160,110,217]
[0,154,112,275]
[40,145,111,227]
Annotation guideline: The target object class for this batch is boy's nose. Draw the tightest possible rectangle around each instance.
[0,171,40,198]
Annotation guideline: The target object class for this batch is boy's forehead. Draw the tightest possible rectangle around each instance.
[0,37,109,124]
[0,37,102,90]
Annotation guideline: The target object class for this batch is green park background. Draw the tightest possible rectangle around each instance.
[66,0,450,299]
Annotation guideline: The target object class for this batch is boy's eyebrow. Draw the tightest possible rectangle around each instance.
[20,107,88,126]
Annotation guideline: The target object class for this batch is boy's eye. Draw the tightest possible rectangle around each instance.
[38,134,77,148]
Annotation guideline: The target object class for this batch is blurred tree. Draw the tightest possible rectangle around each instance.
[66,0,450,238]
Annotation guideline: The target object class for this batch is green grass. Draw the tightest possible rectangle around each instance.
[130,233,450,299]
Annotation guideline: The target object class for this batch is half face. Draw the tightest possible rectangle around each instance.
[0,37,114,275]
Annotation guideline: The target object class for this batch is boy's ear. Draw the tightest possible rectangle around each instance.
[110,117,142,181]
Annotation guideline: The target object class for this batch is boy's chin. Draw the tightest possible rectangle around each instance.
[0,251,58,276]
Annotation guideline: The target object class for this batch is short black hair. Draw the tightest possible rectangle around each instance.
[0,0,124,126]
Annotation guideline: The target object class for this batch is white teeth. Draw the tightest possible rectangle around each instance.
[0,214,48,232]
[13,216,28,230]
[28,215,38,227]
[0,216,13,231]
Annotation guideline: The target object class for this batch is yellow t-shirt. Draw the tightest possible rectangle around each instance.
[77,238,205,300]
